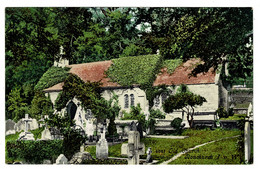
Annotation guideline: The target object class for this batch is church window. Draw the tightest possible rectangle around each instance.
[124,94,129,108]
[130,94,135,106]
[154,95,160,107]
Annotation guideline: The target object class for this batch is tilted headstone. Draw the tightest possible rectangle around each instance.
[6,119,16,135]
[121,121,145,165]
[96,125,108,159]
[56,154,68,164]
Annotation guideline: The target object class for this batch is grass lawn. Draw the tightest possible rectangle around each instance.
[169,137,242,164]
[87,129,241,164]
[220,114,246,120]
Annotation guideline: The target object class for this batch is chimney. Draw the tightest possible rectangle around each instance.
[54,45,69,68]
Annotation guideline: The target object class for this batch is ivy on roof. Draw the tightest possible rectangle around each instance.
[35,66,70,91]
[163,59,183,74]
[106,54,163,87]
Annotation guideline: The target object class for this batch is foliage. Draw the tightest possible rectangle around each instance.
[30,127,45,140]
[46,112,87,160]
[122,104,147,137]
[34,66,70,91]
[149,109,165,119]
[6,140,63,164]
[106,54,163,87]
[163,85,207,128]
[6,87,28,122]
[220,114,246,121]
[216,107,234,119]
[162,59,183,74]
[144,84,174,109]
[170,117,183,134]
[30,91,53,120]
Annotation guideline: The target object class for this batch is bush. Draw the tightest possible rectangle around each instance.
[216,107,229,118]
[171,118,183,134]
[217,107,235,119]
[149,109,165,119]
[6,140,63,164]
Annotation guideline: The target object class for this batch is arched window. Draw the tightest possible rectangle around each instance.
[67,101,77,120]
[124,94,129,108]
[130,94,135,106]
[154,95,160,107]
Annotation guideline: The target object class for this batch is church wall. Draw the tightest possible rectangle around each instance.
[101,87,150,119]
[45,91,60,105]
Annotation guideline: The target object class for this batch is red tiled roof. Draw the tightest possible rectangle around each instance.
[44,82,64,92]
[44,58,216,92]
[153,58,216,86]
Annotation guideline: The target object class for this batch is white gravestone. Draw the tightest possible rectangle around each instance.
[18,114,34,140]
[121,122,145,165]
[56,154,68,164]
[244,103,253,163]
[96,125,108,159]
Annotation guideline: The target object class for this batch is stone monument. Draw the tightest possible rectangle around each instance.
[96,124,108,159]
[146,147,153,163]
[56,154,68,164]
[18,114,34,140]
[121,121,145,165]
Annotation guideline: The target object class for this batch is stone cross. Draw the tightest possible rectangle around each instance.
[121,122,145,165]
[24,114,32,132]
[96,124,108,159]
[60,45,65,55]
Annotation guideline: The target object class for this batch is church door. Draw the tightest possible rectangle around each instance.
[67,101,77,120]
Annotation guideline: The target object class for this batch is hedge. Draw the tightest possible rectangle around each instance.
[6,140,63,164]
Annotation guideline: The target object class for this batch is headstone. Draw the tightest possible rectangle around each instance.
[43,159,52,164]
[56,154,68,164]
[6,119,16,135]
[121,122,145,165]
[96,124,108,159]
[244,117,251,164]
[41,128,52,140]
[18,114,34,140]
[146,147,153,163]
[14,119,25,132]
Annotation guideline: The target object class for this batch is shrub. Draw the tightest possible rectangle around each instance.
[216,107,229,118]
[6,140,63,164]
[149,109,165,119]
[171,118,183,134]
[228,108,234,117]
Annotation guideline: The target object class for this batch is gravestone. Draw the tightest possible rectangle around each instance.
[18,114,34,140]
[146,147,153,163]
[6,119,16,135]
[41,128,52,140]
[121,121,145,165]
[244,103,253,163]
[56,154,68,164]
[96,124,108,159]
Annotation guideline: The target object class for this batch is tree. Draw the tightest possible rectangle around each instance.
[163,85,206,128]
[30,91,53,120]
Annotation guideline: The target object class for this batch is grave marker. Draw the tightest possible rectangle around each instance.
[96,124,108,159]
[121,121,145,165]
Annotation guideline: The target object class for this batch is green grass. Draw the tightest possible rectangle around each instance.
[220,114,246,120]
[169,137,242,164]
[87,129,240,164]
[234,103,250,109]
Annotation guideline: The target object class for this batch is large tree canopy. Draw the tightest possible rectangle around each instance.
[5,7,253,121]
